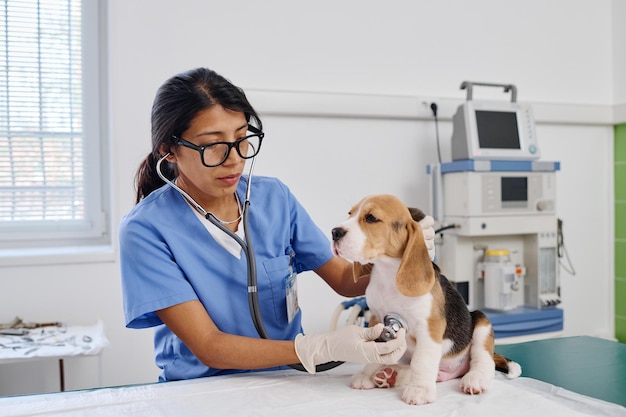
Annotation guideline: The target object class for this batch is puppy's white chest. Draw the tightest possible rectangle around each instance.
[365,260,401,304]
[365,260,432,325]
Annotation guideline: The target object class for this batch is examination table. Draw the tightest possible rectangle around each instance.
[0,336,624,417]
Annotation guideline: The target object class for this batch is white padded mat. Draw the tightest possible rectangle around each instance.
[0,363,624,417]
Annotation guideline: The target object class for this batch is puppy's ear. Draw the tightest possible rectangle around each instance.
[407,207,426,223]
[353,262,374,283]
[396,221,435,297]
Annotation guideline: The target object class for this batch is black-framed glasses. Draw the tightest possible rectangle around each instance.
[173,125,264,167]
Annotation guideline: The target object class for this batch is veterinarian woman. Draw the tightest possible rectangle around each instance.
[119,67,436,382]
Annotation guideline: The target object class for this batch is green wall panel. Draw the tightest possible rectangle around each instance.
[617,204,626,241]
[616,124,626,161]
[616,164,626,201]
[616,123,626,343]
[616,278,626,317]
[617,241,626,278]
[617,317,626,343]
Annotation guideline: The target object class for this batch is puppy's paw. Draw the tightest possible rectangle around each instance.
[460,369,494,394]
[401,384,436,405]
[350,373,376,390]
[373,367,397,388]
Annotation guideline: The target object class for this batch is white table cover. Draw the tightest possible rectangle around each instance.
[0,363,624,417]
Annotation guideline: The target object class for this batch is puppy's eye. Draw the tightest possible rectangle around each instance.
[364,213,379,223]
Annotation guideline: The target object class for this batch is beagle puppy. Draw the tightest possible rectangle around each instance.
[331,194,521,405]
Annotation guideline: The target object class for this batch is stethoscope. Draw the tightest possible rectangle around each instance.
[156,152,341,372]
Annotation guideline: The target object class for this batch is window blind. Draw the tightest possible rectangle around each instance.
[0,0,84,224]
[0,0,107,250]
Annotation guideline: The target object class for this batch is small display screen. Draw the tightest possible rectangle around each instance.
[476,110,521,149]
[501,177,528,202]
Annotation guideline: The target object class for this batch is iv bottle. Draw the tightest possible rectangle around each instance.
[480,249,520,311]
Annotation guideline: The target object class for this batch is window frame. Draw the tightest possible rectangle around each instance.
[0,0,111,259]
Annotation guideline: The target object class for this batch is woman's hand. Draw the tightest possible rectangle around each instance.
[294,323,407,373]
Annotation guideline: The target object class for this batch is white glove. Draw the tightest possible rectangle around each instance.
[294,323,407,374]
[419,215,436,260]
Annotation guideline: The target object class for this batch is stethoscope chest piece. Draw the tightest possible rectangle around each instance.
[375,313,408,342]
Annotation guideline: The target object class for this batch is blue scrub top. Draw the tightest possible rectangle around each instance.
[119,176,333,381]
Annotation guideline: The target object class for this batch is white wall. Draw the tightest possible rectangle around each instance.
[0,0,622,395]
[613,0,626,120]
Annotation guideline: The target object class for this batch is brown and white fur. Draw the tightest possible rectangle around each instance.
[331,194,521,405]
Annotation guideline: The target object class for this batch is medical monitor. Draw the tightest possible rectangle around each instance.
[451,101,539,161]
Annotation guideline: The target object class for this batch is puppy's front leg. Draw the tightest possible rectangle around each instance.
[460,323,496,394]
[402,338,441,405]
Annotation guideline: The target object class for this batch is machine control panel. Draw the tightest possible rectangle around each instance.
[444,171,556,218]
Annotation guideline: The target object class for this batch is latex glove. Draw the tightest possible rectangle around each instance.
[294,323,407,374]
[419,214,436,260]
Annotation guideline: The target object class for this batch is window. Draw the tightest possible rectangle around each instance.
[0,0,108,252]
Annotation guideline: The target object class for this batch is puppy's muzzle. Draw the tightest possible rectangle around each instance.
[331,227,346,242]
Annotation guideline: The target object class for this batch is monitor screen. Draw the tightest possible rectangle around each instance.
[475,110,521,149]
[501,176,527,202]
[501,176,528,208]
[450,101,539,161]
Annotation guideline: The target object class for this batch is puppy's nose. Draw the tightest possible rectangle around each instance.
[332,227,346,242]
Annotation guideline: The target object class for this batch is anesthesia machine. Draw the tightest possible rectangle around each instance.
[428,82,563,340]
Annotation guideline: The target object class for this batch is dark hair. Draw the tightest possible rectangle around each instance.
[134,67,262,203]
